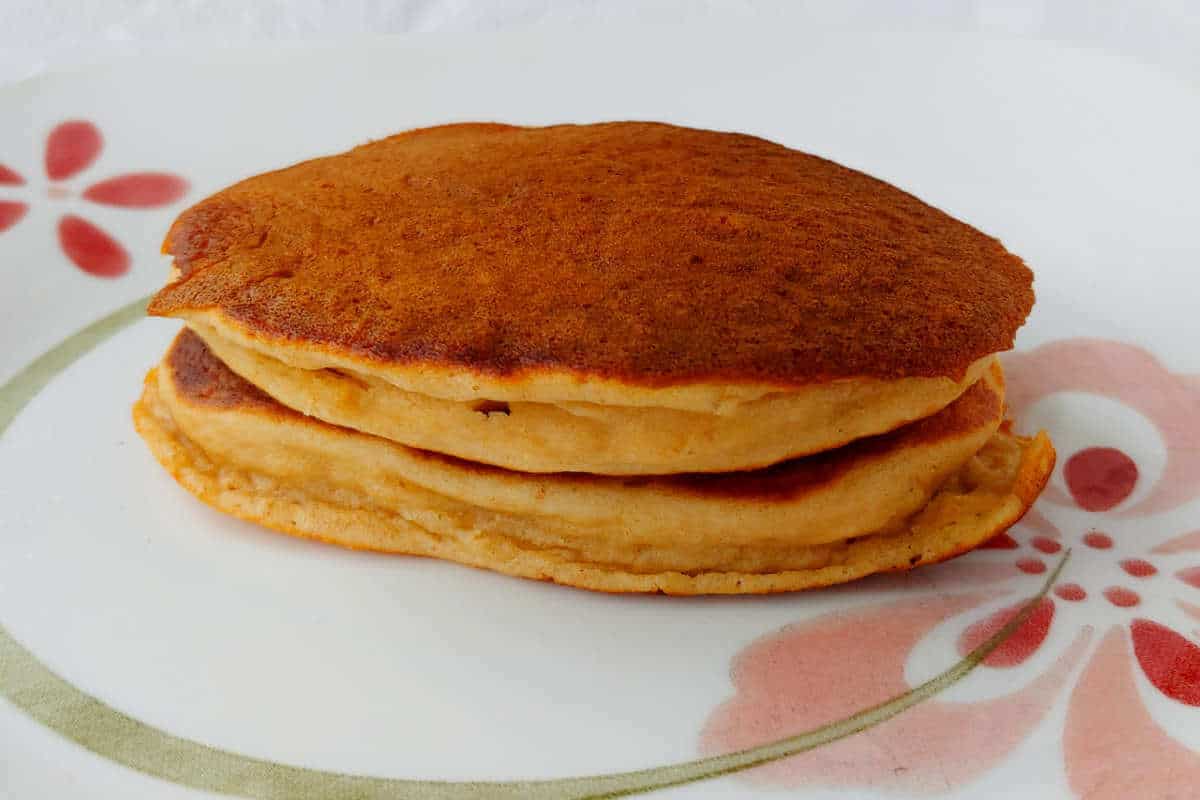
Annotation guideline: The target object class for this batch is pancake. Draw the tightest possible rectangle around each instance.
[191,320,994,474]
[131,330,1052,593]
[148,122,1033,473]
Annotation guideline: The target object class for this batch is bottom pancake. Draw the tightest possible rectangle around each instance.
[132,334,1055,595]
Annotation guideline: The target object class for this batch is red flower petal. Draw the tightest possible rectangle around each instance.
[0,163,23,185]
[702,592,1090,793]
[1005,340,1200,517]
[1131,619,1200,705]
[1065,447,1139,511]
[0,201,27,233]
[957,597,1055,667]
[1032,537,1062,554]
[1104,586,1141,608]
[57,214,129,277]
[1017,557,1047,574]
[1055,582,1087,602]
[979,532,1019,549]
[83,172,188,208]
[1121,558,1158,578]
[45,120,102,181]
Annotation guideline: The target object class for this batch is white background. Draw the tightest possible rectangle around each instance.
[2,1,1199,88]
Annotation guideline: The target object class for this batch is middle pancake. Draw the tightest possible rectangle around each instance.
[150,329,1006,574]
[188,320,994,475]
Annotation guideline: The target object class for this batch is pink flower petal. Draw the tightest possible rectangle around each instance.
[1037,484,1074,507]
[1176,600,1200,622]
[1005,339,1200,517]
[957,597,1055,667]
[1177,567,1200,589]
[45,120,102,181]
[1065,447,1139,511]
[0,201,27,234]
[701,593,1090,792]
[1066,627,1200,798]
[0,163,23,185]
[1018,506,1061,538]
[57,214,129,278]
[83,172,188,208]
[1152,529,1200,554]
[860,559,1019,589]
[1131,619,1200,706]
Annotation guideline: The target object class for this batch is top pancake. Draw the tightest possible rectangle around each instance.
[149,121,1033,404]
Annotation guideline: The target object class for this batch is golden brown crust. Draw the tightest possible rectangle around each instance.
[166,327,283,413]
[165,328,1003,503]
[150,122,1033,388]
[629,368,1002,499]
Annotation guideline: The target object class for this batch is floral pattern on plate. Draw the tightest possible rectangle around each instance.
[0,119,188,277]
[703,339,1200,797]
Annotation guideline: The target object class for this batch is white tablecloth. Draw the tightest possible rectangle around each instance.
[2,1,1199,88]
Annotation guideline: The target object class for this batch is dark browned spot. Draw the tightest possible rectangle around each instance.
[166,328,284,412]
[322,367,369,390]
[471,400,511,416]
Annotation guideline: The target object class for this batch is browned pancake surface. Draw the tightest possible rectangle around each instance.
[167,328,283,413]
[167,329,1002,502]
[150,122,1033,387]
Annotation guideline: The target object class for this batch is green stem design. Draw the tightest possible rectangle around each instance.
[0,294,150,440]
[0,298,1069,798]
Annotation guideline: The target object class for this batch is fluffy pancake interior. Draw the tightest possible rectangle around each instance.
[136,330,1018,578]
[134,359,1054,594]
[189,319,994,475]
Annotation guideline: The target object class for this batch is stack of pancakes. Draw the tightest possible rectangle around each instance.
[134,122,1055,594]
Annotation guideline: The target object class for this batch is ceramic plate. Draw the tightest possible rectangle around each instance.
[2,22,1199,799]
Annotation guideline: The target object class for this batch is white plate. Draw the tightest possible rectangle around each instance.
[2,22,1200,799]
